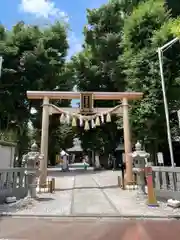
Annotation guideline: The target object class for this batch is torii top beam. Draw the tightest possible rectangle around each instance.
[26,91,143,100]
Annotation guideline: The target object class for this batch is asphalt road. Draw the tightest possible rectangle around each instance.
[0,217,180,240]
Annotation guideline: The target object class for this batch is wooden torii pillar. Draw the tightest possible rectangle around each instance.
[122,98,133,184]
[27,91,143,186]
[40,97,49,185]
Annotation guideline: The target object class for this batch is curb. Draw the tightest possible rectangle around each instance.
[0,213,180,219]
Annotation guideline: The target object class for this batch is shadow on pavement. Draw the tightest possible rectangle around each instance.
[47,169,115,177]
[36,197,55,202]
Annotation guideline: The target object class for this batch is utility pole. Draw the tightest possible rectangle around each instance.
[157,37,179,167]
[0,56,3,77]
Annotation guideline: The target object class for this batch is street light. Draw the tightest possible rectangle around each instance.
[157,37,179,167]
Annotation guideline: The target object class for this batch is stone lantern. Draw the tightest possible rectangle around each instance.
[22,142,43,198]
[132,141,150,196]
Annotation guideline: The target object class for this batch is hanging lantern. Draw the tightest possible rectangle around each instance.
[95,116,100,126]
[100,114,104,123]
[106,113,111,122]
[84,120,90,131]
[91,119,95,128]
[79,116,83,127]
[60,113,65,123]
[72,117,77,127]
[66,114,70,125]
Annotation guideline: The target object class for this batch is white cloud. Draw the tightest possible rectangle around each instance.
[19,0,69,21]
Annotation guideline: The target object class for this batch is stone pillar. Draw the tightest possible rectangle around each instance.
[27,168,37,198]
[132,141,149,196]
[122,98,133,184]
[40,97,49,186]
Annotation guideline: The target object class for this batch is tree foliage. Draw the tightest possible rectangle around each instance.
[0,21,74,163]
[122,0,180,149]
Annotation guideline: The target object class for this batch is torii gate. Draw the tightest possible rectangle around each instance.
[27,91,143,186]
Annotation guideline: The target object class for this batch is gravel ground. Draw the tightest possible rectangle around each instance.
[0,197,36,214]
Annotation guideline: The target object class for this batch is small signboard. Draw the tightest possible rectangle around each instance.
[157,152,164,165]
[80,92,94,114]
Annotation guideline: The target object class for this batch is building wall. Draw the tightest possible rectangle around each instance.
[0,141,16,168]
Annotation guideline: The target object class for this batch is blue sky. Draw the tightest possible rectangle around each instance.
[0,0,108,107]
[0,0,107,57]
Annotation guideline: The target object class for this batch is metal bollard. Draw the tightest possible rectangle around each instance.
[133,172,137,184]
[51,178,55,192]
[48,178,55,193]
[49,180,53,193]
[117,176,121,187]
[121,167,125,189]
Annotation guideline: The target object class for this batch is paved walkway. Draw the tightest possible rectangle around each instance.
[1,170,180,217]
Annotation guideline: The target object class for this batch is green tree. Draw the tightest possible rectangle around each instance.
[71,1,129,154]
[122,0,180,156]
[0,21,74,164]
[26,22,74,164]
